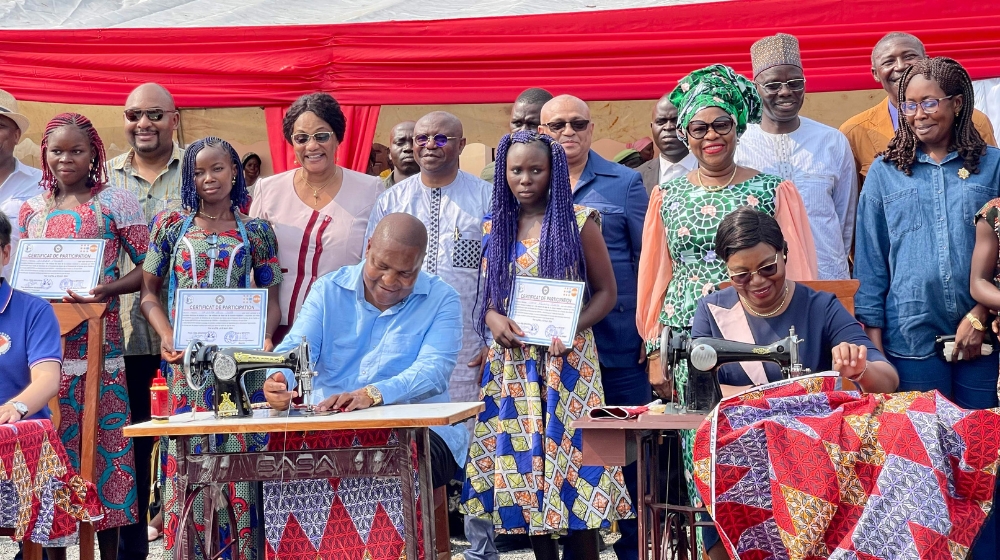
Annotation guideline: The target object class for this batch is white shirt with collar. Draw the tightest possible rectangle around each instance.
[0,160,43,277]
[658,152,699,185]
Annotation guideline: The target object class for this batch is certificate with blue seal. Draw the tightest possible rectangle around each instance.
[507,277,586,346]
[11,239,106,299]
[173,289,268,351]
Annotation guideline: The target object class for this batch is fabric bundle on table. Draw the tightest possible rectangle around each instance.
[694,373,1000,559]
[0,419,102,544]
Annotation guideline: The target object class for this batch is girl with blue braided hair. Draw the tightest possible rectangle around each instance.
[460,131,631,560]
[138,136,283,560]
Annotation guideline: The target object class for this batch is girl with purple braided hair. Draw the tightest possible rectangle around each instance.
[19,113,150,554]
[461,131,631,560]
[138,136,283,560]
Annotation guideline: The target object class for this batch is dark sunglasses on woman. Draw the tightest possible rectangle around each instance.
[727,253,780,286]
[414,134,460,148]
[123,109,177,123]
[687,116,735,139]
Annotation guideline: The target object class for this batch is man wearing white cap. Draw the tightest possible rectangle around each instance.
[735,33,857,280]
[0,88,43,278]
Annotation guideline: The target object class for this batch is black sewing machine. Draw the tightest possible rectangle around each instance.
[659,326,809,412]
[182,338,318,419]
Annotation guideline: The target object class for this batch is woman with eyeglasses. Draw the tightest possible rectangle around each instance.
[249,93,383,342]
[19,113,149,559]
[856,57,1000,558]
[138,136,282,560]
[635,65,817,557]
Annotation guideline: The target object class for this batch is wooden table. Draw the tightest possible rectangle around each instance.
[124,402,483,560]
[572,411,707,560]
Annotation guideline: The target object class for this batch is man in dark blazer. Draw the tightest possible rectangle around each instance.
[637,93,698,194]
[540,94,649,560]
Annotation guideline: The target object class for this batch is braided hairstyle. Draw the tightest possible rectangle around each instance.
[181,137,248,213]
[40,113,107,194]
[883,57,985,176]
[477,131,586,341]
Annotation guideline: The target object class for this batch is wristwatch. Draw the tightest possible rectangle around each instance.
[4,400,28,419]
[966,312,987,332]
[362,385,383,406]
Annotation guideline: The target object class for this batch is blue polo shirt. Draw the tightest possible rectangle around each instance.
[0,279,62,420]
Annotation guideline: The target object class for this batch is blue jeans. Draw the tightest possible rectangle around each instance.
[891,353,999,559]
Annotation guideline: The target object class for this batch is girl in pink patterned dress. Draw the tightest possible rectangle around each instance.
[18,113,148,557]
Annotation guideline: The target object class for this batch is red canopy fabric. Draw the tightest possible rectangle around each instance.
[0,0,996,172]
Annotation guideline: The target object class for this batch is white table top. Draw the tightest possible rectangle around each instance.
[123,402,484,437]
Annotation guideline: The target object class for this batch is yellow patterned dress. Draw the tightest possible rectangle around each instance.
[460,205,633,535]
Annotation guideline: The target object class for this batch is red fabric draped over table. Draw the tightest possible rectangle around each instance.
[0,0,998,172]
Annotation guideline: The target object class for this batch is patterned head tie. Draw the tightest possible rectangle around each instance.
[750,33,802,78]
[669,64,762,145]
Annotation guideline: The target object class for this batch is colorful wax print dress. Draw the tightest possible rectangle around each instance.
[143,210,282,560]
[19,187,149,531]
[461,205,633,535]
[975,197,1000,401]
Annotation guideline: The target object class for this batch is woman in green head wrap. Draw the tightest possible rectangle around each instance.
[636,64,818,557]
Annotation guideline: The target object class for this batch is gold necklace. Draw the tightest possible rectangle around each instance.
[300,167,340,205]
[740,283,789,318]
[197,210,219,220]
[696,166,739,192]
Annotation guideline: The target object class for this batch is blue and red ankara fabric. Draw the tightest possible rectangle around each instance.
[693,373,1000,559]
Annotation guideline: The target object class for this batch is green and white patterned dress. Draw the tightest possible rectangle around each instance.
[652,172,783,513]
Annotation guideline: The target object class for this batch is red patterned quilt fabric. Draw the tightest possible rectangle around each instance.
[0,419,102,543]
[693,373,1000,560]
[264,428,425,560]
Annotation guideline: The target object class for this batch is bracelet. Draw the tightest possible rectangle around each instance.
[846,362,868,384]
[966,313,987,332]
[647,349,661,361]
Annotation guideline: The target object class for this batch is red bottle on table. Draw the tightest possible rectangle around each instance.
[150,369,170,423]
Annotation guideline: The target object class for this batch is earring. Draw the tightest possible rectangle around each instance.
[232,177,237,186]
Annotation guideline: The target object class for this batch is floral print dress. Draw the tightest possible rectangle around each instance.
[655,174,780,525]
[19,187,149,531]
[460,206,633,536]
[143,210,282,560]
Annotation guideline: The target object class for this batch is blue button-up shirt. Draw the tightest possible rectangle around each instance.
[572,150,649,368]
[0,279,62,419]
[854,147,1000,358]
[276,262,468,466]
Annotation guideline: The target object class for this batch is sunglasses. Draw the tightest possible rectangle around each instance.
[205,233,221,260]
[687,117,735,139]
[756,78,807,95]
[124,109,176,123]
[727,253,781,286]
[900,95,955,117]
[291,131,335,146]
[544,120,590,132]
[414,134,460,148]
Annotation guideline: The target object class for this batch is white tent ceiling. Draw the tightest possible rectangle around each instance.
[0,0,713,29]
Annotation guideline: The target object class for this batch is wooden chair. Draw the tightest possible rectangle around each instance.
[16,303,107,560]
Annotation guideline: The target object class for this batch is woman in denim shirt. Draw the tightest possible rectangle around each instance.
[854,57,1000,557]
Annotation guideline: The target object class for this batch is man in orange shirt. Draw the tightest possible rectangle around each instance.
[840,32,996,187]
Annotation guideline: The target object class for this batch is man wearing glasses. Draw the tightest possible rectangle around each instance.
[540,95,648,560]
[735,33,857,281]
[105,82,184,560]
[839,32,996,186]
[365,111,498,560]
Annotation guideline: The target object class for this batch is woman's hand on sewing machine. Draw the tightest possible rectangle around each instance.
[160,336,184,364]
[318,389,373,413]
[263,338,275,352]
[486,310,526,349]
[263,372,296,411]
[832,342,867,380]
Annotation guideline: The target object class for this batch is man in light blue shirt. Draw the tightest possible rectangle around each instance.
[263,213,468,486]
